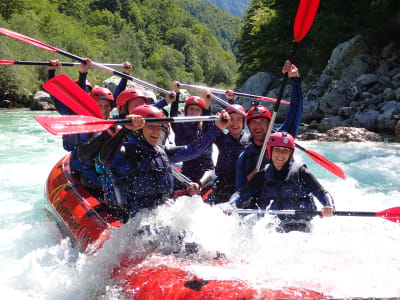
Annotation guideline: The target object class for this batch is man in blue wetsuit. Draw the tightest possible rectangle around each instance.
[235,61,303,191]
[99,105,230,219]
[230,132,334,232]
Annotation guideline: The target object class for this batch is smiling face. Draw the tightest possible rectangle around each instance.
[247,118,270,145]
[271,146,293,171]
[228,112,244,136]
[142,123,163,146]
[97,99,112,120]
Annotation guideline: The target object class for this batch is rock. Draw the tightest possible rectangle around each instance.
[319,80,358,114]
[356,73,378,87]
[298,127,384,142]
[31,91,55,111]
[324,35,369,78]
[239,72,277,110]
[318,115,347,132]
[354,109,380,130]
[0,99,11,108]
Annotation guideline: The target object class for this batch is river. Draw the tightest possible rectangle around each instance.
[1,109,399,299]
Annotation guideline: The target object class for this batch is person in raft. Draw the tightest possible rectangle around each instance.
[204,103,251,204]
[235,60,303,192]
[98,105,230,219]
[47,58,94,182]
[170,83,215,196]
[229,131,335,232]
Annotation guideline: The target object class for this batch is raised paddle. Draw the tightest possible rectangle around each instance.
[34,115,223,135]
[178,83,290,105]
[0,26,172,96]
[255,0,320,172]
[234,207,400,224]
[43,74,103,119]
[0,60,125,67]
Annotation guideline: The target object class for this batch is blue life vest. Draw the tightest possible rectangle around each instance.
[110,137,174,216]
[259,162,316,221]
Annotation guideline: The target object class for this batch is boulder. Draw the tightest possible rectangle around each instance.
[298,127,384,142]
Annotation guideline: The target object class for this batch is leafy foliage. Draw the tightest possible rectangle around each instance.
[173,0,241,53]
[0,0,237,101]
[235,0,400,84]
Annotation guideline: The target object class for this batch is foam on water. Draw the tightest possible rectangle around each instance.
[1,110,400,299]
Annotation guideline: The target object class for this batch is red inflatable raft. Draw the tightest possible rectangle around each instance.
[45,154,325,299]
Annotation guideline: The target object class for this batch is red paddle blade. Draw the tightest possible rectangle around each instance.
[0,60,15,65]
[34,115,113,135]
[43,74,103,119]
[304,149,345,179]
[256,96,290,105]
[293,0,320,43]
[377,207,400,223]
[0,27,58,52]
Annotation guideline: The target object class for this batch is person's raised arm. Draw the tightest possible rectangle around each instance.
[278,60,303,138]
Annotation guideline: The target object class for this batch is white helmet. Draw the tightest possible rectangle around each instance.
[144,90,157,103]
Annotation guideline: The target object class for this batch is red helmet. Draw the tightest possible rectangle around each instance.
[116,88,146,113]
[184,96,205,114]
[132,105,164,119]
[74,79,93,91]
[246,105,271,124]
[267,131,295,160]
[90,87,113,102]
[226,104,246,116]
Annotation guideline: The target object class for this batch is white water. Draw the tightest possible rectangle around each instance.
[1,109,399,299]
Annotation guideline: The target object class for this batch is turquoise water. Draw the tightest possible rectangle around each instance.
[1,109,399,299]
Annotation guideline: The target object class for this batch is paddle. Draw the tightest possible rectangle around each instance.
[234,207,400,224]
[178,83,290,105]
[255,0,320,172]
[43,74,103,119]
[0,60,124,67]
[0,26,172,96]
[34,115,223,135]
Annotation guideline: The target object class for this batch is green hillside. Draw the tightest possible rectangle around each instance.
[0,0,237,105]
[199,0,250,17]
[174,0,241,53]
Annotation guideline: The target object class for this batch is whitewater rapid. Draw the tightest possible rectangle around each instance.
[1,109,399,299]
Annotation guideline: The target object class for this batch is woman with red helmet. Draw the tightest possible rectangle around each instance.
[170,84,215,195]
[229,131,335,233]
[235,60,304,192]
[204,103,251,204]
[98,105,230,219]
[90,86,114,120]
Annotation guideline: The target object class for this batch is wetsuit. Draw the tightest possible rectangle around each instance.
[205,131,251,204]
[99,124,223,218]
[235,77,303,191]
[170,93,214,189]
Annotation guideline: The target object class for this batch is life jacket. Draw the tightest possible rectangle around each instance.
[110,137,174,216]
[258,161,316,221]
